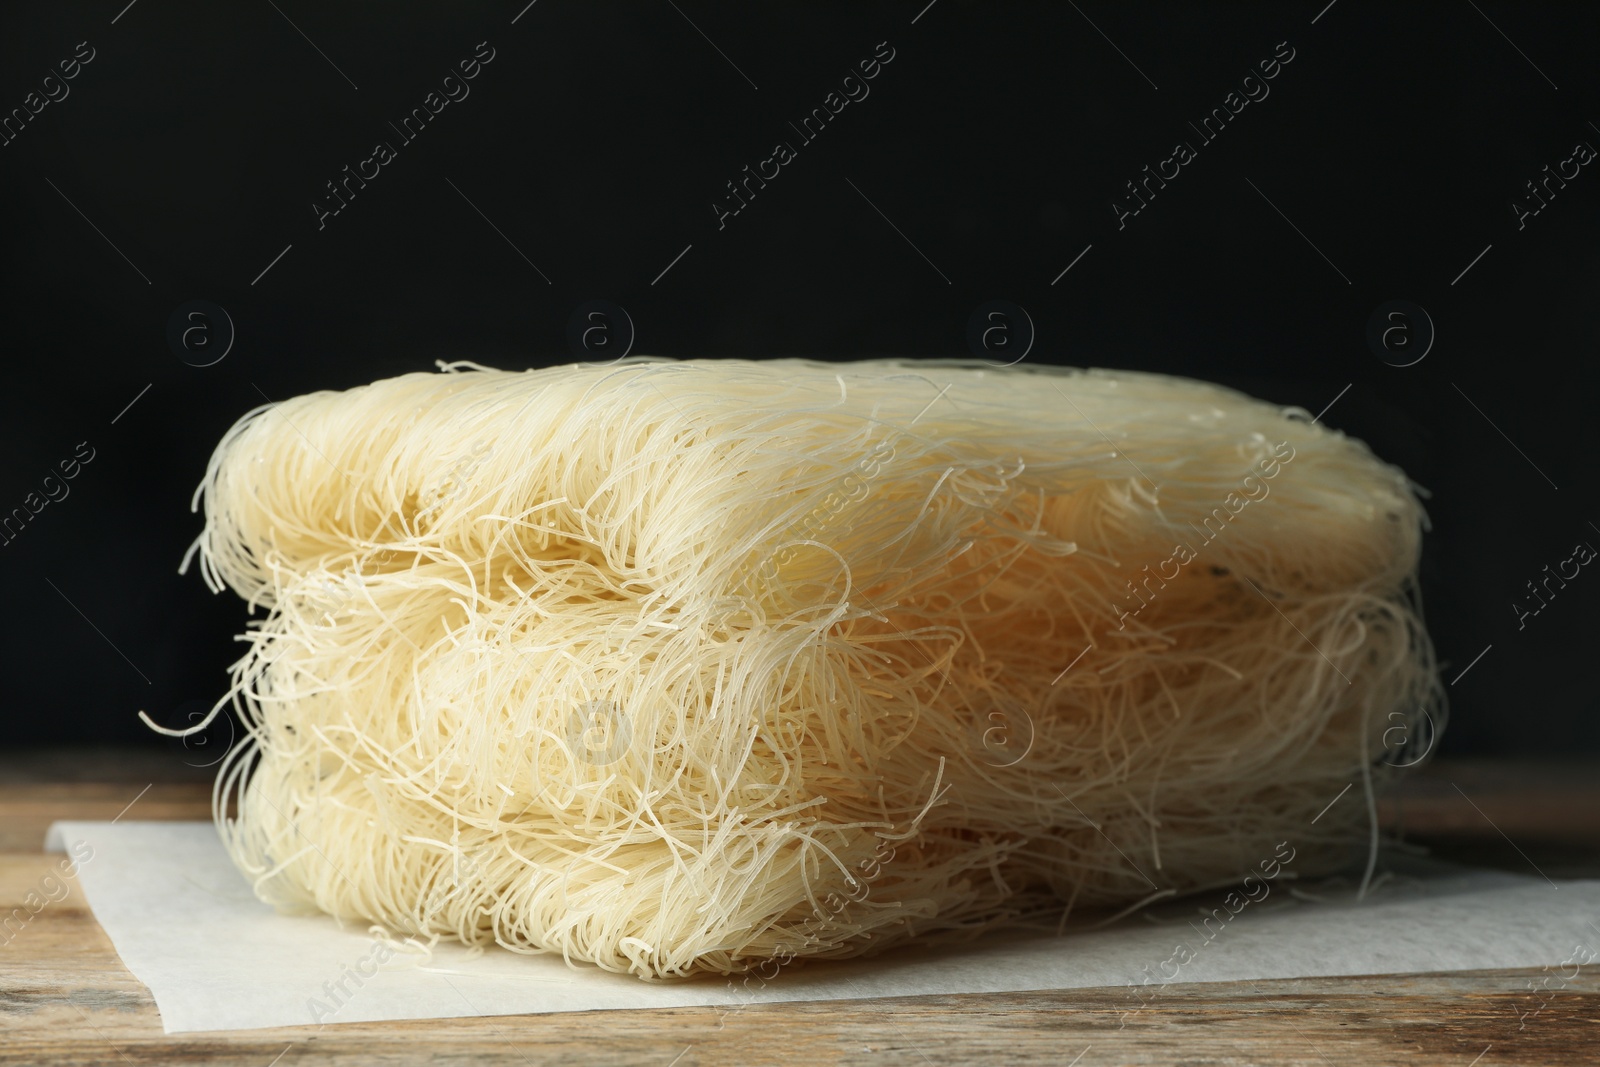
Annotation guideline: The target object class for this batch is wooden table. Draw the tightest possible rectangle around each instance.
[3,751,1596,1065]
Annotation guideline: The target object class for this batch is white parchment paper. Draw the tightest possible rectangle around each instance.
[44,820,1600,1034]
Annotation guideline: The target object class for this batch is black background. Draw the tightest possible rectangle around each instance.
[2,1,1595,759]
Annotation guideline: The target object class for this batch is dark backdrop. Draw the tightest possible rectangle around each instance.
[2,1,1595,758]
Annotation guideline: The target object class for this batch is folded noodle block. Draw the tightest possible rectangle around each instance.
[180,358,1439,979]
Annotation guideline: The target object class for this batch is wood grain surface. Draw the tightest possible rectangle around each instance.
[2,752,1596,1066]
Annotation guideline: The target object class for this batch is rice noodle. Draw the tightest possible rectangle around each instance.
[145,357,1442,979]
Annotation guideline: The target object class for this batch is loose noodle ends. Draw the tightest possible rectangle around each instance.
[162,357,1442,979]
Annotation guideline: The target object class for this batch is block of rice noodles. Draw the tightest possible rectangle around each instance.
[156,357,1441,980]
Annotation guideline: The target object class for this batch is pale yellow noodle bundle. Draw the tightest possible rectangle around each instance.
[159,357,1441,979]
